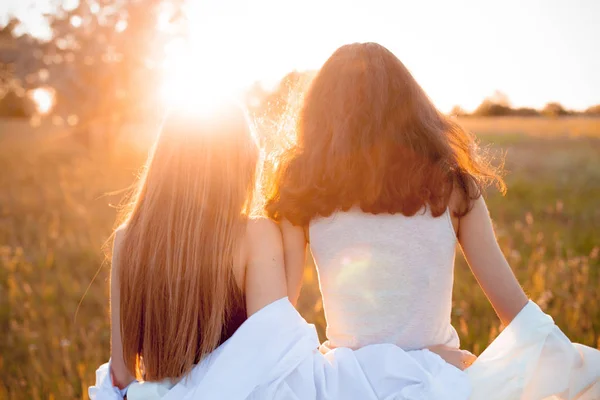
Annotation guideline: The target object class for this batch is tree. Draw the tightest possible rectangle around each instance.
[488,90,512,108]
[38,0,186,148]
[450,105,467,117]
[584,105,600,116]
[512,107,539,117]
[541,102,567,117]
[0,18,19,93]
[0,89,35,118]
[472,91,514,117]
[0,18,43,116]
[473,99,513,117]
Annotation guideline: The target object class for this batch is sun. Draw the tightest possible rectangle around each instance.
[159,39,247,115]
[160,41,227,111]
[157,4,267,114]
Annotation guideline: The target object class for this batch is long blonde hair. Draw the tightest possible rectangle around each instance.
[115,103,259,380]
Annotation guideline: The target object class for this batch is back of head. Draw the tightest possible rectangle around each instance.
[266,42,503,225]
[117,102,258,380]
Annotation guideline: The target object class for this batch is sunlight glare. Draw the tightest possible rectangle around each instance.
[30,88,54,115]
[157,5,173,32]
[160,39,240,116]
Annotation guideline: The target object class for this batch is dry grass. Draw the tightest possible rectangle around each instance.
[0,117,599,399]
[458,116,600,138]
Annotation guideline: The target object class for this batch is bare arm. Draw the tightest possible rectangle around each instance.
[279,219,307,306]
[110,228,135,389]
[458,196,528,325]
[245,218,289,316]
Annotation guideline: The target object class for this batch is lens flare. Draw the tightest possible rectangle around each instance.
[332,245,378,306]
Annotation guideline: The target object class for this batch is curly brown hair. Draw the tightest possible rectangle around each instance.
[266,42,504,226]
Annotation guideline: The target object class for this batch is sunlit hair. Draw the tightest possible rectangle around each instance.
[115,102,259,381]
[266,42,504,226]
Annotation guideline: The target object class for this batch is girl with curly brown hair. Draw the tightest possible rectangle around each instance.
[266,42,599,398]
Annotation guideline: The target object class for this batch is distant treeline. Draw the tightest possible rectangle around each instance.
[1,81,600,120]
[453,100,600,118]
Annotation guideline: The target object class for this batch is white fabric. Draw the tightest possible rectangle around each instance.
[89,297,471,400]
[127,379,174,399]
[309,207,460,350]
[467,301,600,400]
[89,298,600,400]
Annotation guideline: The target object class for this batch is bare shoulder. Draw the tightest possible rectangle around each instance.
[246,216,280,233]
[448,185,466,216]
[114,224,127,246]
[457,194,491,243]
[112,225,127,259]
[245,217,282,249]
[448,186,464,234]
[279,218,307,240]
[111,225,128,273]
[244,216,285,274]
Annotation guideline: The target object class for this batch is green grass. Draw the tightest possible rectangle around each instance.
[0,117,599,399]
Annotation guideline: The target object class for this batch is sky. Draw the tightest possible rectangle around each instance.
[2,0,600,112]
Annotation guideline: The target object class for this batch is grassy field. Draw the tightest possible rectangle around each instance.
[0,117,599,399]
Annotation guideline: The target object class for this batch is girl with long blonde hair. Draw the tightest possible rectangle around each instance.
[108,103,287,390]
